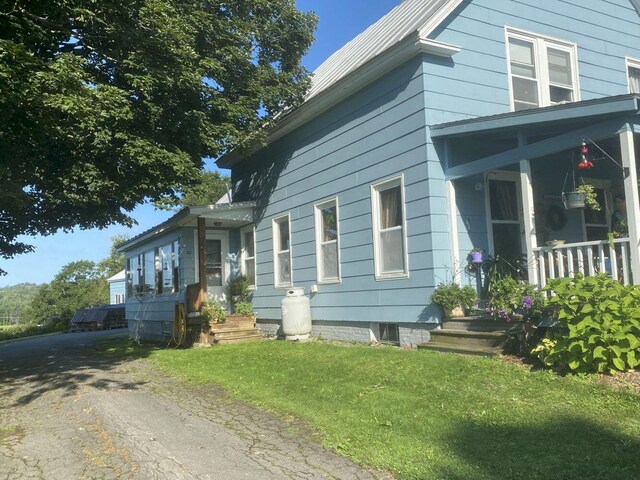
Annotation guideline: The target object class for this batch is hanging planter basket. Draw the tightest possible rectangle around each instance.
[562,191,586,210]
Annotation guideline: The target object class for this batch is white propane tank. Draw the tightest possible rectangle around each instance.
[281,287,312,340]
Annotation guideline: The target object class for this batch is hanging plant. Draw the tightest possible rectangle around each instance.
[575,184,601,211]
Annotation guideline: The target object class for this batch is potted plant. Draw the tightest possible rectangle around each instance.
[431,282,477,318]
[470,248,484,264]
[226,274,250,305]
[200,300,226,328]
[562,184,601,211]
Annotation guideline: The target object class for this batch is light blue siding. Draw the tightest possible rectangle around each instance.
[231,0,640,327]
[109,280,126,304]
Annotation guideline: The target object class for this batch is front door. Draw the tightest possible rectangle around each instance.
[486,171,525,258]
[204,232,230,306]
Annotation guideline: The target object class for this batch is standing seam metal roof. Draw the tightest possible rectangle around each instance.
[306,0,452,100]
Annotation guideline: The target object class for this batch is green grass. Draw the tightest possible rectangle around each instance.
[121,340,640,479]
[0,323,63,342]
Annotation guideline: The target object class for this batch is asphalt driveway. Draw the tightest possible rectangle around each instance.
[0,331,390,480]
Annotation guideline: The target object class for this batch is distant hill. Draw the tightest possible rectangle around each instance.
[0,283,41,323]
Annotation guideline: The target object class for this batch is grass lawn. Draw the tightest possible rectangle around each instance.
[115,340,640,479]
[0,323,61,342]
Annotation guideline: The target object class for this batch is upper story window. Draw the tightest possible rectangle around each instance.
[506,28,579,111]
[627,58,640,94]
[371,176,409,279]
[272,215,292,287]
[241,226,257,289]
[314,198,340,284]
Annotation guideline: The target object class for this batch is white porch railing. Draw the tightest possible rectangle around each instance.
[533,238,633,288]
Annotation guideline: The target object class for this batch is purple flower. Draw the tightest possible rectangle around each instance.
[522,296,533,309]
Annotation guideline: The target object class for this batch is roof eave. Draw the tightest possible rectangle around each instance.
[217,34,460,168]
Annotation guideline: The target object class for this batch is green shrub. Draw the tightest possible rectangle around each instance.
[431,283,477,311]
[233,301,254,316]
[486,277,545,322]
[534,273,640,374]
[226,274,250,305]
[200,300,226,328]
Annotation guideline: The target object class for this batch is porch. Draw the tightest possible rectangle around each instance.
[432,94,640,287]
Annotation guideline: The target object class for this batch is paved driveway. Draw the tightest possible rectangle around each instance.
[0,331,390,480]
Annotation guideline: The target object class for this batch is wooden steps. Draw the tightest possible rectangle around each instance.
[207,315,263,345]
[417,315,523,356]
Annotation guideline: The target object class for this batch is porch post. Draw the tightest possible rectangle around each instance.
[620,129,640,284]
[198,217,208,300]
[446,179,461,284]
[519,159,539,285]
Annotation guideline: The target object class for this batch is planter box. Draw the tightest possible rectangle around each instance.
[444,306,465,318]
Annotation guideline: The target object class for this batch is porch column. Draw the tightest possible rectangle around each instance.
[446,180,461,284]
[519,159,539,285]
[198,217,207,300]
[620,129,640,284]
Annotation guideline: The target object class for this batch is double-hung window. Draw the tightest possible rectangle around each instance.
[315,198,340,283]
[371,176,408,279]
[507,28,579,111]
[241,226,257,288]
[627,58,640,94]
[273,215,292,287]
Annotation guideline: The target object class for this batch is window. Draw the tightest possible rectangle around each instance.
[126,254,143,296]
[173,240,180,292]
[273,215,292,287]
[314,199,340,283]
[507,28,578,111]
[241,226,257,288]
[378,323,399,345]
[157,243,173,294]
[206,239,223,288]
[114,294,124,304]
[582,181,611,241]
[371,176,408,279]
[627,58,640,94]
[143,250,156,293]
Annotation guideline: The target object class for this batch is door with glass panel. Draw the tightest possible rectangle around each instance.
[204,232,229,305]
[486,171,525,260]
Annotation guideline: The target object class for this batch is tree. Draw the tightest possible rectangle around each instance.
[154,170,231,211]
[98,235,130,278]
[0,1,317,270]
[26,260,108,325]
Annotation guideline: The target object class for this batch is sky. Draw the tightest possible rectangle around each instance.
[0,0,400,287]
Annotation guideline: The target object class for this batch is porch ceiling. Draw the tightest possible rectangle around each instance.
[431,95,640,180]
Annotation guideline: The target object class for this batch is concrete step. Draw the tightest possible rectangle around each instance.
[430,329,509,349]
[443,317,523,333]
[417,342,501,357]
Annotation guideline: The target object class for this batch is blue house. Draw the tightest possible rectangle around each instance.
[107,270,126,305]
[120,0,640,346]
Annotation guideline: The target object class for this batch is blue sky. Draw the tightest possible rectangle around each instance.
[0,0,399,287]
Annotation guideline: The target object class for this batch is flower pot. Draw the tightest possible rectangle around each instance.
[562,191,586,209]
[444,305,465,318]
[471,252,483,264]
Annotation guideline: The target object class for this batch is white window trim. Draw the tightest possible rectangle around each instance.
[371,175,409,280]
[626,57,640,93]
[314,197,341,284]
[241,225,257,290]
[505,26,580,112]
[272,214,293,288]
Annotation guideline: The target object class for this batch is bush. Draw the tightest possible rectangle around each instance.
[533,274,640,374]
[486,277,545,322]
[233,301,254,316]
[431,283,477,311]
[226,275,250,304]
[200,300,226,328]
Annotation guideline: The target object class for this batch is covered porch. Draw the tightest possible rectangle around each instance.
[433,94,640,288]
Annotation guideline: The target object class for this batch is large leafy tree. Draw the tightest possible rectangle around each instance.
[26,260,109,325]
[154,170,231,210]
[0,1,316,269]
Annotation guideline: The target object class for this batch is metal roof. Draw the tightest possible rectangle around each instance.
[307,0,459,100]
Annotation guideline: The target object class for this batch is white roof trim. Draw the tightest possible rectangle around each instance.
[107,269,126,282]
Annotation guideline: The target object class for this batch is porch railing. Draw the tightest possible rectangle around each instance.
[533,238,632,288]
